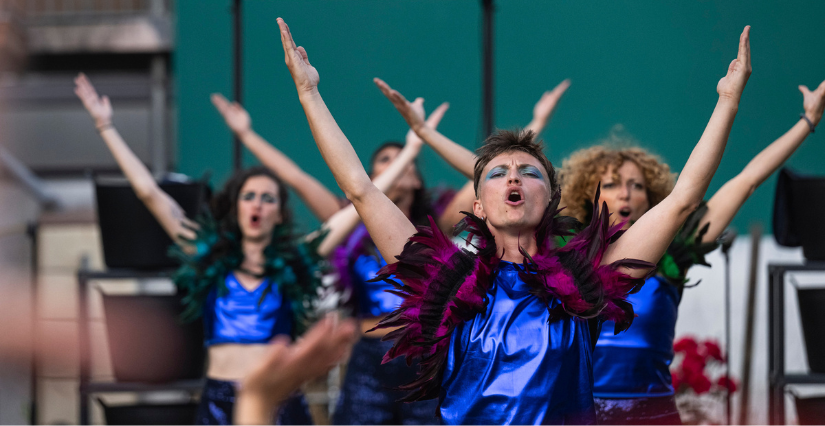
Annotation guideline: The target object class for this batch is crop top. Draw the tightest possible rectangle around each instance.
[203,273,293,346]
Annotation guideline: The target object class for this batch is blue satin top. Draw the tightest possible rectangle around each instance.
[352,252,404,318]
[203,273,294,346]
[593,275,680,397]
[440,262,597,425]
[344,224,403,318]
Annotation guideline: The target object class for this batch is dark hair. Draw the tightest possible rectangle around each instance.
[208,166,293,262]
[369,141,435,226]
[473,129,557,196]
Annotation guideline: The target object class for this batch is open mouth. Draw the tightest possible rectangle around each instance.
[506,189,524,205]
[618,208,631,219]
[250,214,261,226]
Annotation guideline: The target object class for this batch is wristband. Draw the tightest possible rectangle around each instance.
[96,122,114,132]
[800,113,816,133]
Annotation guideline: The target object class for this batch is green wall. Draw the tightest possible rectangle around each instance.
[176,0,825,233]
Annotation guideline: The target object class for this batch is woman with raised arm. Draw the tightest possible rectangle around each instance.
[279,17,750,424]
[557,77,825,425]
[331,100,462,425]
[211,94,342,222]
[74,73,428,425]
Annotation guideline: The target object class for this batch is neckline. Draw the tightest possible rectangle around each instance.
[230,271,268,294]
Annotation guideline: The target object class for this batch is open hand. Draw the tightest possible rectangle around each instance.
[532,79,570,125]
[406,99,450,147]
[374,78,428,133]
[800,79,825,126]
[239,315,357,412]
[74,73,112,128]
[277,18,319,95]
[211,93,252,135]
[717,26,752,103]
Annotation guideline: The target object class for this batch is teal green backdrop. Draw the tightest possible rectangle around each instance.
[176,0,825,233]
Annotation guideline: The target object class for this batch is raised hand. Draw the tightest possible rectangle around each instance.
[277,18,319,95]
[800,79,825,126]
[717,26,752,102]
[532,79,570,126]
[374,78,427,133]
[74,73,112,128]
[211,93,252,135]
[406,98,450,148]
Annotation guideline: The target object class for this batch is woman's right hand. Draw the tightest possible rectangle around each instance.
[74,73,112,128]
[278,18,320,96]
[405,98,450,149]
[800,79,825,127]
[211,93,252,135]
[716,26,752,104]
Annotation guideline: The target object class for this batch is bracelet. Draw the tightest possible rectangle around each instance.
[96,122,114,132]
[800,113,816,133]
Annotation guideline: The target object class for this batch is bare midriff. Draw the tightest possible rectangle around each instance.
[206,343,271,381]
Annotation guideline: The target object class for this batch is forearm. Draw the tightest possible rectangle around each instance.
[670,97,739,209]
[316,142,421,257]
[298,91,373,200]
[702,118,812,241]
[524,118,546,136]
[99,127,160,201]
[437,180,475,234]
[239,128,341,221]
[415,126,475,179]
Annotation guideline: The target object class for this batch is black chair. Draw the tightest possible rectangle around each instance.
[98,398,199,425]
[773,168,825,261]
[94,173,209,269]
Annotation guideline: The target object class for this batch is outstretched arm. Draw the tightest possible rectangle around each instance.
[235,315,357,425]
[74,73,196,247]
[211,94,342,222]
[603,26,752,274]
[700,79,825,241]
[278,18,415,263]
[375,78,475,179]
[315,98,447,257]
[525,79,571,136]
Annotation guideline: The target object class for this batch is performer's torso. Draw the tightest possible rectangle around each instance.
[593,275,680,397]
[440,261,597,425]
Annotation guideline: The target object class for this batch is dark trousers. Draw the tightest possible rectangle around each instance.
[333,337,439,425]
[195,378,313,425]
[595,395,682,425]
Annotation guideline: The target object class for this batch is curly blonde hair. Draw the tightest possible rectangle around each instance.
[559,143,676,224]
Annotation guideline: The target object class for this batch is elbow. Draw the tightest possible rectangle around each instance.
[342,182,372,205]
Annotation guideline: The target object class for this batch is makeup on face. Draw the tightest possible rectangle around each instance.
[240,191,279,204]
[484,164,544,181]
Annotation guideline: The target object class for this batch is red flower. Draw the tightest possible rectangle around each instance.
[702,340,725,362]
[674,336,699,354]
[688,372,712,394]
[681,352,706,378]
[717,375,738,393]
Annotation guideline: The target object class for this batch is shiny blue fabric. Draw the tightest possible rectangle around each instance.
[440,262,597,425]
[352,252,403,318]
[593,275,680,397]
[203,273,293,346]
